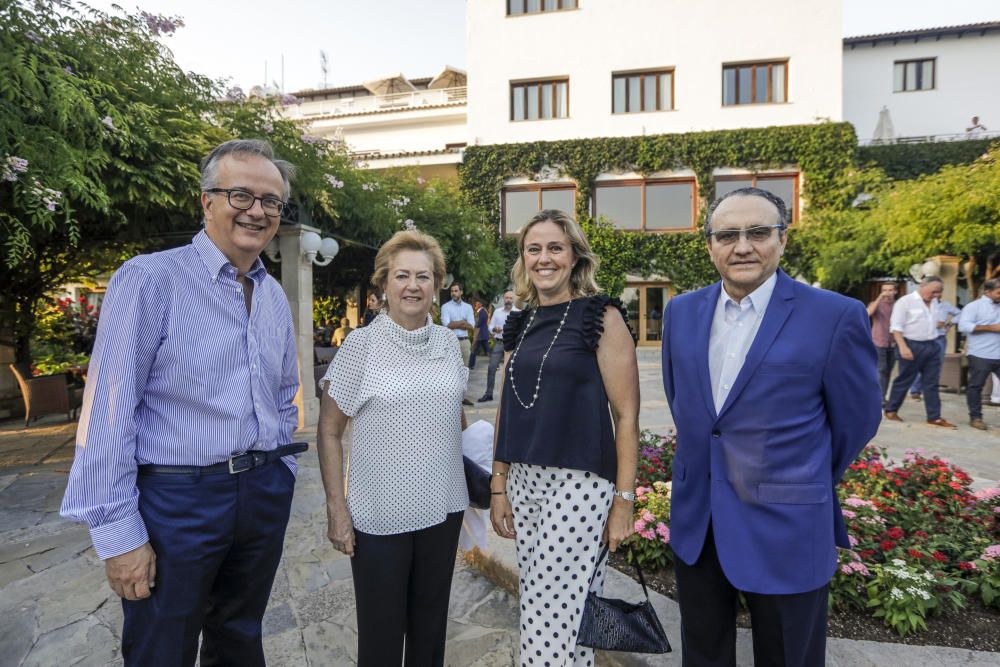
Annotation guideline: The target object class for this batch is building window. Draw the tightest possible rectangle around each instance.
[713,173,798,222]
[593,179,697,231]
[502,185,576,234]
[507,0,577,15]
[893,58,935,92]
[722,60,787,106]
[511,79,569,121]
[612,70,674,114]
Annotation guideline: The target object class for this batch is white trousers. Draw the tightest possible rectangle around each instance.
[507,463,614,667]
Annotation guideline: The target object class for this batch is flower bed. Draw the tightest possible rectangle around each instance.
[624,434,1000,638]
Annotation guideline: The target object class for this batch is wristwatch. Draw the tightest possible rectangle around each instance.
[614,489,636,502]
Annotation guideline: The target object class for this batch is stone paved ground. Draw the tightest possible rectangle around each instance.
[1,348,997,666]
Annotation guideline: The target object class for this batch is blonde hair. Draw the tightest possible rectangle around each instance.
[511,209,601,306]
[371,230,447,296]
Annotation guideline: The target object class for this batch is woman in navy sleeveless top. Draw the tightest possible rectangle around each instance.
[489,209,639,667]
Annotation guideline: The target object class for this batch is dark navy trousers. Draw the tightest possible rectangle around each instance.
[122,461,295,667]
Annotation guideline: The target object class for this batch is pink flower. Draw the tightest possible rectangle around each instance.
[655,522,670,543]
[973,488,1000,501]
[848,535,858,547]
[842,510,856,520]
[844,497,873,508]
[641,529,655,540]
[634,519,646,532]
[982,545,1000,561]
[641,509,655,523]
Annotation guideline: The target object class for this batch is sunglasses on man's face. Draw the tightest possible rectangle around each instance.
[707,224,785,246]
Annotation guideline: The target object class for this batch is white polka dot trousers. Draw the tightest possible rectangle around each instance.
[508,463,614,667]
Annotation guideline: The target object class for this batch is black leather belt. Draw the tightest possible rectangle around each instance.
[137,442,309,476]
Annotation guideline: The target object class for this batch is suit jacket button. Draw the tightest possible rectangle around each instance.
[712,429,721,437]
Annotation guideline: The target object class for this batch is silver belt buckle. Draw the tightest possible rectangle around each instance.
[228,453,252,474]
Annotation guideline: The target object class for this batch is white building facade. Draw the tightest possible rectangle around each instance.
[843,22,1000,143]
[283,69,468,178]
[466,0,843,145]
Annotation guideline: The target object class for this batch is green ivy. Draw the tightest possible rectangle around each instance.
[858,139,995,181]
[460,122,857,294]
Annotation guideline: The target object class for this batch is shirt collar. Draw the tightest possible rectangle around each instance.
[719,272,777,314]
[193,229,267,282]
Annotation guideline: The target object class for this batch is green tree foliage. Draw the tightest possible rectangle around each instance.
[0,0,220,365]
[859,139,995,181]
[797,147,1000,294]
[0,1,504,367]
[376,172,506,297]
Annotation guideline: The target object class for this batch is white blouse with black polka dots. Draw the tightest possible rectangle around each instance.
[321,313,469,535]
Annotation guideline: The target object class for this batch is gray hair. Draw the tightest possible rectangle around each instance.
[705,186,789,237]
[199,139,295,200]
[921,276,944,286]
[983,278,1000,292]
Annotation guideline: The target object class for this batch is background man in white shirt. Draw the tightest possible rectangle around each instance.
[884,276,956,427]
[440,282,475,405]
[478,291,519,402]
[957,279,1000,430]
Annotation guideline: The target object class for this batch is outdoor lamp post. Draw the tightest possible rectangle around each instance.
[263,224,339,428]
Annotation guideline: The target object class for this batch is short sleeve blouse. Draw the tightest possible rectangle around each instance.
[321,313,469,535]
[495,295,630,482]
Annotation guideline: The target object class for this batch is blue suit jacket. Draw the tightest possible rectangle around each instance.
[661,270,881,594]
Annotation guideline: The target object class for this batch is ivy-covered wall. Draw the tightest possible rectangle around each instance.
[858,138,995,181]
[460,122,858,293]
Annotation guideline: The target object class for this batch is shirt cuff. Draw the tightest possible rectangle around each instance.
[89,512,150,560]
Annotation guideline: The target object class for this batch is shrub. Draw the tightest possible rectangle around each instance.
[623,481,673,571]
[636,429,676,487]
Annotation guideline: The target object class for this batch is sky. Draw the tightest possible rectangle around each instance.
[83,0,999,93]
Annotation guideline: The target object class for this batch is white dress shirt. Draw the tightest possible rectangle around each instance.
[708,273,777,413]
[889,291,938,341]
[488,306,519,341]
[440,299,474,339]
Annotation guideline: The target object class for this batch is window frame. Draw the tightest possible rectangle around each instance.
[507,0,578,16]
[611,68,675,114]
[721,59,788,106]
[591,177,699,233]
[501,184,577,235]
[893,58,936,93]
[712,172,799,223]
[510,78,570,122]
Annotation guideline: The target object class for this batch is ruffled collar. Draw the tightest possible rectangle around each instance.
[373,312,447,358]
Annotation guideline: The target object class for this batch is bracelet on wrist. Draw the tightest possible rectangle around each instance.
[491,491,506,496]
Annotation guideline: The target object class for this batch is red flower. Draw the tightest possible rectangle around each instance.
[914,531,929,539]
[931,551,948,562]
[907,549,924,559]
[880,540,896,551]
[881,491,893,499]
[859,549,876,559]
[885,527,904,540]
[958,562,976,571]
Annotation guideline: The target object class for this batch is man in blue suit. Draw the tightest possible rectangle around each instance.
[661,187,881,666]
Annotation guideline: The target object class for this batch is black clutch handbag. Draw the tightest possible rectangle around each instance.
[463,456,491,510]
[577,545,671,654]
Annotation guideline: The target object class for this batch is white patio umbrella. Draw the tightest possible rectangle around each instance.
[428,65,467,90]
[872,106,895,144]
[362,73,416,96]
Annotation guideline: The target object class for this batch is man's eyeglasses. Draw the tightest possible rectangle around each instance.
[205,188,285,217]
[707,224,785,246]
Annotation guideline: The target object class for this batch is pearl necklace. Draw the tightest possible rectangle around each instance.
[507,299,573,410]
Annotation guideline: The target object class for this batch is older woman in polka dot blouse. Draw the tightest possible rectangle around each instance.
[317,230,469,667]
[490,209,640,667]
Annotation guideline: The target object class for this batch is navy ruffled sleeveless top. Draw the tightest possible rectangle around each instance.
[495,295,630,483]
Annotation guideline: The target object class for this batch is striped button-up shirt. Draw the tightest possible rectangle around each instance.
[60,230,299,559]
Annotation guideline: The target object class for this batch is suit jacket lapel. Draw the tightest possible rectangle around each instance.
[696,283,720,419]
[717,271,796,418]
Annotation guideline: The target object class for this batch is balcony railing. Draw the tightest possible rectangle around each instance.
[283,86,467,119]
[859,130,1000,147]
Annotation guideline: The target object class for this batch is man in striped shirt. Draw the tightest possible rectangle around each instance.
[61,139,303,667]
